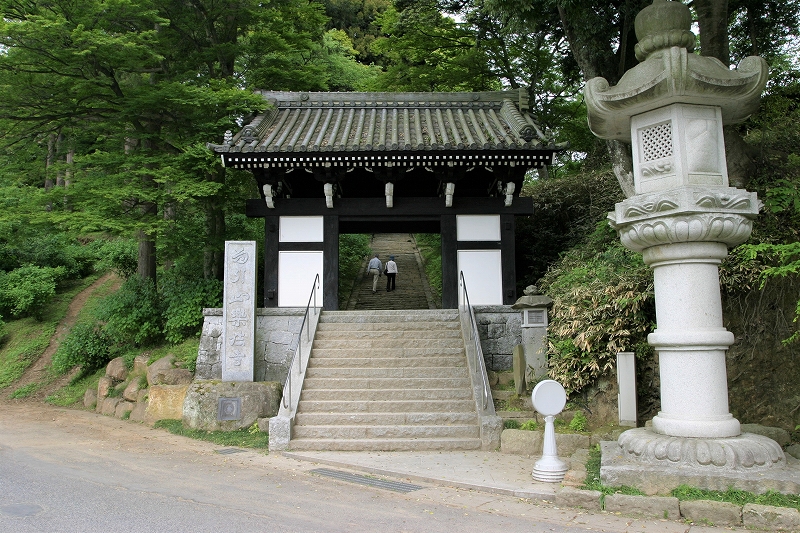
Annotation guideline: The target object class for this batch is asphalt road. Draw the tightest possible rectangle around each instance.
[0,405,684,533]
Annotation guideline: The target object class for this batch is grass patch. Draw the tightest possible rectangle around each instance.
[46,368,104,407]
[0,275,101,389]
[583,446,800,511]
[116,337,200,372]
[10,383,39,399]
[582,444,644,496]
[414,234,442,304]
[153,419,270,449]
[671,484,800,511]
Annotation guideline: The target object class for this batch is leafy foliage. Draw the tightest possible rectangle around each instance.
[540,223,655,394]
[414,234,442,303]
[0,265,66,320]
[95,276,163,347]
[339,234,371,308]
[51,322,111,374]
[160,269,223,344]
[568,411,588,432]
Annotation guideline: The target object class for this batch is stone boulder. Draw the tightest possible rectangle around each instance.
[83,389,97,409]
[144,384,190,424]
[106,357,128,382]
[132,354,150,375]
[153,368,193,386]
[147,355,176,387]
[123,378,144,402]
[183,381,282,431]
[740,423,792,447]
[97,376,113,400]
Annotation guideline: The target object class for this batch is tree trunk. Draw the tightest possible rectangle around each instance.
[607,139,636,197]
[695,0,730,66]
[137,228,158,281]
[203,182,226,281]
[136,137,158,283]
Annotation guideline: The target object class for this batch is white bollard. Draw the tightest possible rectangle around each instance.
[531,380,568,482]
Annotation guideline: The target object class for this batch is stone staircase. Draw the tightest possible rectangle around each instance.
[345,233,437,310]
[289,309,482,451]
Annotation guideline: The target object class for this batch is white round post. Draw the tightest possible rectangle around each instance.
[531,380,568,482]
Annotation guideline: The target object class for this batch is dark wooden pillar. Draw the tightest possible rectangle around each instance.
[323,216,339,310]
[263,215,279,308]
[501,214,516,305]
[441,214,458,309]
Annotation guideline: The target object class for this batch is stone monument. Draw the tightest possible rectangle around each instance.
[222,240,256,382]
[585,0,798,493]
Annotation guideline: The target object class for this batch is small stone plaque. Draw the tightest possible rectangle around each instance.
[218,397,242,421]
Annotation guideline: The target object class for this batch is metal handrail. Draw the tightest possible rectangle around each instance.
[458,271,492,412]
[281,274,321,409]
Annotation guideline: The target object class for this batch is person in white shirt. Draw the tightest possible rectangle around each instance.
[366,254,382,293]
[385,255,397,292]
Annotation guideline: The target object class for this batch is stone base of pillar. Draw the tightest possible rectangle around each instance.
[600,428,799,496]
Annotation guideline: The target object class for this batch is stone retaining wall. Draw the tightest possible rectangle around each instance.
[473,306,522,371]
[196,308,305,382]
[196,306,525,381]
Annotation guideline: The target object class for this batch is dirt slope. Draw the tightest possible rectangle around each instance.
[3,272,121,404]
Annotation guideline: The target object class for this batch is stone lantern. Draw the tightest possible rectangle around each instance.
[512,285,552,384]
[585,0,792,491]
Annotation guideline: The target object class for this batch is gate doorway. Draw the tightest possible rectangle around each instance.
[341,233,439,311]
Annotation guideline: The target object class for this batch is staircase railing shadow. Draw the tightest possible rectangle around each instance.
[458,271,502,450]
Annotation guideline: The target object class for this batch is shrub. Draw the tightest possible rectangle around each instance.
[0,265,66,319]
[504,419,520,429]
[519,420,538,431]
[540,222,655,394]
[160,271,222,344]
[51,321,112,374]
[95,239,138,279]
[569,411,588,432]
[95,276,163,346]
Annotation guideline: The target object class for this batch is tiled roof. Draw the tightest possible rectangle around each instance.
[209,91,557,160]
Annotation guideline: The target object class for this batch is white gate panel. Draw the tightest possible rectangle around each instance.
[458,250,502,305]
[456,215,501,241]
[279,216,324,242]
[278,251,323,307]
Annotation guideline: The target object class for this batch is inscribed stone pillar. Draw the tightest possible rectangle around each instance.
[222,241,256,382]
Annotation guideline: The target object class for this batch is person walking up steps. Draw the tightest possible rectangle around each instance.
[385,255,397,292]
[366,253,382,293]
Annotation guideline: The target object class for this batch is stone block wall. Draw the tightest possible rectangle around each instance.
[196,308,305,382]
[197,306,522,381]
[474,306,523,371]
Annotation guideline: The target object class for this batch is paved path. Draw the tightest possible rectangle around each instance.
[345,233,438,310]
[0,405,726,533]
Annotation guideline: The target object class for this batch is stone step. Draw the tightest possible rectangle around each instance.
[308,356,467,368]
[299,388,474,401]
[314,329,462,340]
[296,399,476,413]
[320,310,457,323]
[311,338,464,350]
[301,377,472,390]
[309,348,465,358]
[293,411,479,426]
[288,437,482,452]
[304,366,469,379]
[292,424,479,440]
[316,321,460,332]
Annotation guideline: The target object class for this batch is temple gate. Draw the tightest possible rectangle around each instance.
[207,90,562,309]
